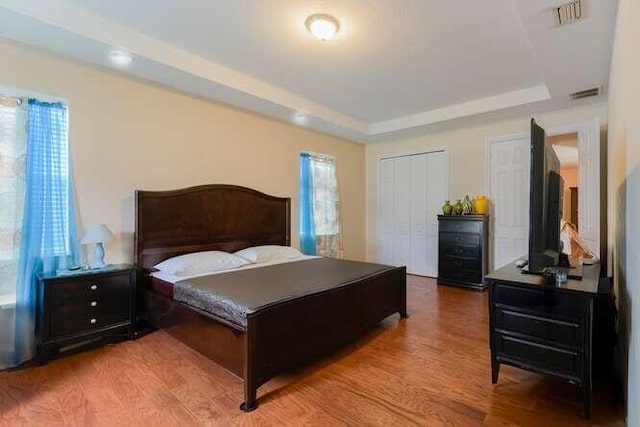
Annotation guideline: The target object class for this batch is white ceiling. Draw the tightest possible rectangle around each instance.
[0,0,618,142]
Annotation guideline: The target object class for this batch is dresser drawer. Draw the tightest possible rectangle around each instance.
[51,305,130,338]
[493,283,588,321]
[495,307,582,347]
[440,244,480,259]
[439,257,481,272]
[439,232,479,246]
[439,220,481,234]
[439,268,482,284]
[497,334,581,379]
[50,273,131,307]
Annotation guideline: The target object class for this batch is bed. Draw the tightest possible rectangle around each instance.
[135,184,407,411]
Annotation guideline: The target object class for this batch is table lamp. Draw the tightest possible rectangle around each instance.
[80,224,114,269]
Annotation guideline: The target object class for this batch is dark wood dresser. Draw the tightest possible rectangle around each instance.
[437,215,489,291]
[36,264,136,363]
[486,261,606,418]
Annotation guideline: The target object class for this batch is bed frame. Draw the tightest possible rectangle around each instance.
[135,184,407,411]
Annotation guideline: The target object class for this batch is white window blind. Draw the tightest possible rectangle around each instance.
[0,96,26,299]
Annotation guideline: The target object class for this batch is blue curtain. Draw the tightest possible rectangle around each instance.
[12,99,79,366]
[299,153,317,255]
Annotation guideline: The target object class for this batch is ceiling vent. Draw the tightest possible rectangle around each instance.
[553,0,585,27]
[570,87,600,101]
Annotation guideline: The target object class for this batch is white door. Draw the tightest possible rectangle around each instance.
[426,151,448,275]
[378,158,395,266]
[489,137,530,270]
[577,120,600,257]
[410,154,428,275]
[393,156,412,268]
[377,151,448,276]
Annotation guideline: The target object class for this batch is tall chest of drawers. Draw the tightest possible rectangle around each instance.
[36,264,136,363]
[437,215,489,291]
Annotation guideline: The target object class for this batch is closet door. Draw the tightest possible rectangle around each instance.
[410,154,428,275]
[378,158,395,266]
[378,151,448,276]
[426,151,448,276]
[393,156,412,267]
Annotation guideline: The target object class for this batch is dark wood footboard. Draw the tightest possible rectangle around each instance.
[143,266,406,411]
[243,266,406,410]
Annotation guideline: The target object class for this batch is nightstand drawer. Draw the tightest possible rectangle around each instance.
[495,307,582,347]
[439,232,479,246]
[51,306,130,338]
[51,273,131,307]
[497,334,581,379]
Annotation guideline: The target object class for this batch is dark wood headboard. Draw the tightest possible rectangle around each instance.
[135,184,291,271]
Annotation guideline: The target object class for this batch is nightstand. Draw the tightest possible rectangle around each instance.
[35,264,136,363]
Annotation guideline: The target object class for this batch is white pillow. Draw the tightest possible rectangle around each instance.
[234,245,303,263]
[154,251,249,277]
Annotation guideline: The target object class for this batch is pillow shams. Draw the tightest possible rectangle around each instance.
[234,245,303,263]
[154,251,249,277]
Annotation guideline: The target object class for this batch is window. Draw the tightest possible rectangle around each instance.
[1,94,78,368]
[299,152,343,258]
[0,96,26,303]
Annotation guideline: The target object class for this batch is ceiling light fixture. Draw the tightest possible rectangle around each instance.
[305,14,340,41]
[294,113,308,125]
[109,49,133,67]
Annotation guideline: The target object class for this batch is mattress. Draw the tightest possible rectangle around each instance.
[159,258,395,328]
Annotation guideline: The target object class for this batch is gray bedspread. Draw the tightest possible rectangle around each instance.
[173,258,394,328]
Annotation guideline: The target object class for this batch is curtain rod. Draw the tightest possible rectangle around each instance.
[0,95,22,108]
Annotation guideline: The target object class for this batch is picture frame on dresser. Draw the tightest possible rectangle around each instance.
[35,264,136,363]
[437,215,489,291]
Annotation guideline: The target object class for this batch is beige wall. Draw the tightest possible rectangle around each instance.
[365,102,607,261]
[560,168,578,224]
[607,0,640,420]
[0,40,366,263]
[560,168,578,188]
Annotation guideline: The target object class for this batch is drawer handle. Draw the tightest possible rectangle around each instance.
[90,284,98,291]
[90,301,98,307]
[90,318,97,324]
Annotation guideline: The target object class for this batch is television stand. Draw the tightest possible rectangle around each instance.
[486,260,607,419]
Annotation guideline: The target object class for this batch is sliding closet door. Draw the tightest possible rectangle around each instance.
[410,155,428,275]
[378,158,396,266]
[378,151,448,276]
[426,151,448,276]
[393,156,413,268]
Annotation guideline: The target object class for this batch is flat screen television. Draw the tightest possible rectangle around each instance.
[527,119,564,274]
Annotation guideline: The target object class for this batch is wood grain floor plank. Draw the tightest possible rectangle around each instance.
[0,276,624,426]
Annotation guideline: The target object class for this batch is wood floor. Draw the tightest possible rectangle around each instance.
[0,276,624,426]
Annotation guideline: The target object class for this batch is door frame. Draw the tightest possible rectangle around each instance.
[485,118,602,271]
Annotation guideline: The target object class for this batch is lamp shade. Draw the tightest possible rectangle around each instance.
[80,224,114,244]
